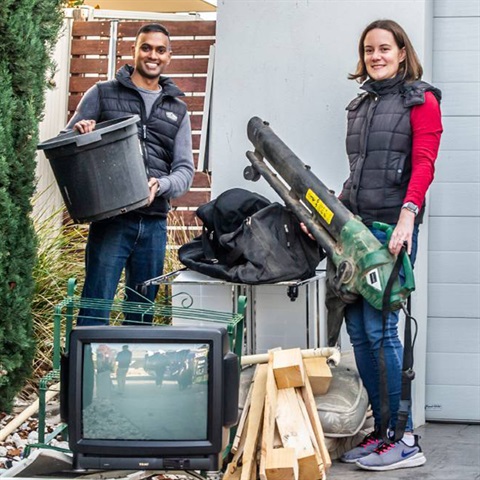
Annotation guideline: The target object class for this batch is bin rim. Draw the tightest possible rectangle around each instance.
[37,115,140,151]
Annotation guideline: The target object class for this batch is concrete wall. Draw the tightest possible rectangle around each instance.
[210,0,434,427]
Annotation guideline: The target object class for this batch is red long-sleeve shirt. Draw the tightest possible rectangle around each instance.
[405,91,443,207]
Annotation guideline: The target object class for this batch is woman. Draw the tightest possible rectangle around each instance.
[337,19,442,471]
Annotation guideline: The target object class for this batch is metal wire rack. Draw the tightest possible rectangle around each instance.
[36,278,246,448]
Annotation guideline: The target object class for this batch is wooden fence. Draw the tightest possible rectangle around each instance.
[68,19,215,235]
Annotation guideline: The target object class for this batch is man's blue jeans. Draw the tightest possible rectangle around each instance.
[345,225,419,433]
[77,212,167,326]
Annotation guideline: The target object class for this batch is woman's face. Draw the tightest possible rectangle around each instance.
[363,28,406,81]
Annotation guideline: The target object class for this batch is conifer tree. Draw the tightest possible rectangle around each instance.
[0,0,64,411]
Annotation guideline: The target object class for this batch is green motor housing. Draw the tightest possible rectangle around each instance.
[331,218,415,311]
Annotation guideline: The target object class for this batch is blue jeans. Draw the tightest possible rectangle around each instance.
[345,225,419,433]
[77,212,167,326]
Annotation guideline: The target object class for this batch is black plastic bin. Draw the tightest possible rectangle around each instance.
[38,115,150,223]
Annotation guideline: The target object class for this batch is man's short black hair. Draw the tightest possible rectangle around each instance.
[136,23,170,40]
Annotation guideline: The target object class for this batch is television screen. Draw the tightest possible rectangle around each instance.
[82,341,210,441]
[62,326,239,472]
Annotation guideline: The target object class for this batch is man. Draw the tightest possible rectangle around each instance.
[115,345,132,394]
[66,23,194,325]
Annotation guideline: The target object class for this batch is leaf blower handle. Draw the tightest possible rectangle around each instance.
[372,221,416,298]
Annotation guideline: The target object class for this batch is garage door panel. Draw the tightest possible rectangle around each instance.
[434,17,480,51]
[427,317,480,354]
[435,82,480,117]
[429,216,480,251]
[429,252,480,283]
[425,385,480,421]
[433,52,480,82]
[434,0,480,16]
[439,117,480,151]
[429,183,480,216]
[435,150,480,183]
[426,352,480,385]
[428,284,480,318]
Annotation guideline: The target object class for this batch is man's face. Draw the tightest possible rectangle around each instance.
[132,31,172,80]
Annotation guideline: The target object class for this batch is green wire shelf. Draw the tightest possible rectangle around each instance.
[36,278,247,449]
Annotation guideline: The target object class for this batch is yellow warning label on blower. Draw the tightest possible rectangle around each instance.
[306,189,334,225]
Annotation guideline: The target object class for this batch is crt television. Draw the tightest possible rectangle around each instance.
[61,326,239,471]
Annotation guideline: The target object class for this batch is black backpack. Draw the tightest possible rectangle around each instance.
[178,188,323,284]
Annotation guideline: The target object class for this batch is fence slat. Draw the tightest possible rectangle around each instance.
[70,58,109,74]
[71,39,111,55]
[183,96,205,112]
[69,76,205,94]
[117,20,216,38]
[72,21,112,37]
[116,38,214,56]
[113,58,209,74]
[69,76,108,93]
[171,190,210,207]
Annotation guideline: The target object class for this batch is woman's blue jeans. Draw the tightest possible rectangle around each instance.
[77,212,167,326]
[345,225,419,433]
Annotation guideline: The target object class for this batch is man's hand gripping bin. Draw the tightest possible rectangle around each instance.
[244,116,415,311]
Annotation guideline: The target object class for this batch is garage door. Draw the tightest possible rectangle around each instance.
[426,0,480,422]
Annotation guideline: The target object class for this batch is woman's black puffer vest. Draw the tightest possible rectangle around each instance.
[96,65,187,217]
[340,75,441,226]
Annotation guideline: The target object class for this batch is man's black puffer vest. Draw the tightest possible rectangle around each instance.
[96,65,187,217]
[340,75,441,226]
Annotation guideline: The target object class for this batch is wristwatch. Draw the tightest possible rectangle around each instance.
[402,202,419,216]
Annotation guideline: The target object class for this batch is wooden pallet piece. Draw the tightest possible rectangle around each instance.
[265,447,299,480]
[259,354,276,480]
[232,379,255,454]
[272,348,306,389]
[275,388,322,480]
[240,364,268,480]
[299,371,332,470]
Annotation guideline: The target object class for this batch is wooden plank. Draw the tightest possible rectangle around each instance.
[117,20,216,38]
[72,21,111,37]
[170,190,210,208]
[70,58,109,74]
[232,380,255,454]
[192,171,211,188]
[300,375,332,470]
[112,57,209,75]
[223,464,243,480]
[295,390,324,478]
[226,407,249,479]
[265,448,298,480]
[69,76,107,93]
[276,388,320,480]
[183,96,205,112]
[71,39,111,55]
[192,133,200,150]
[303,357,332,396]
[68,94,82,113]
[273,349,306,389]
[173,77,207,93]
[240,364,268,480]
[190,114,203,131]
[259,355,277,480]
[66,77,206,97]
[116,38,215,56]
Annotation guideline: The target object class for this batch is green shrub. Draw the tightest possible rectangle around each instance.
[0,0,64,412]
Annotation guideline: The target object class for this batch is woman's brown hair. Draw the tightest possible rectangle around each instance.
[349,19,423,83]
